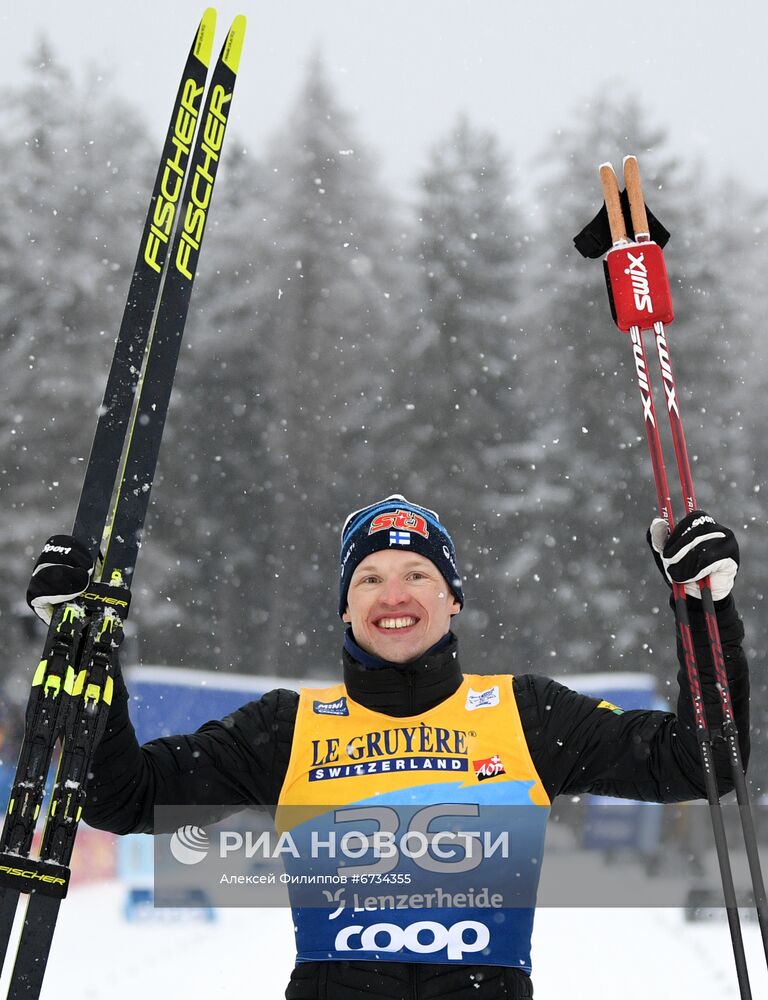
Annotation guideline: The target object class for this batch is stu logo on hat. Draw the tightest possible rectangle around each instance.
[368,509,430,539]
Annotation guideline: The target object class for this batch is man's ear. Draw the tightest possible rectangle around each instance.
[342,608,351,623]
[449,599,461,617]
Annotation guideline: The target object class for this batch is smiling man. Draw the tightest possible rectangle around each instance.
[340,497,462,665]
[343,550,459,660]
[26,493,750,999]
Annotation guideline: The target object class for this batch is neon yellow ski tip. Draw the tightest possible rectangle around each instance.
[223,15,247,73]
[195,8,218,68]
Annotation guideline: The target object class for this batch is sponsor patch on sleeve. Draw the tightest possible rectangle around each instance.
[596,699,624,715]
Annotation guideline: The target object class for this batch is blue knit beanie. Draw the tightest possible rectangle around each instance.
[339,494,464,616]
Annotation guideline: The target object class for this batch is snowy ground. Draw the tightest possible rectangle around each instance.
[2,880,766,999]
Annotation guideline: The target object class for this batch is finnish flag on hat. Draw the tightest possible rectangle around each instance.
[390,530,411,546]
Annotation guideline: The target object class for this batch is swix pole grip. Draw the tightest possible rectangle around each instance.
[599,161,674,332]
[604,243,674,332]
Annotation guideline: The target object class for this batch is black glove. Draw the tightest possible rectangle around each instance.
[647,510,739,601]
[26,535,95,624]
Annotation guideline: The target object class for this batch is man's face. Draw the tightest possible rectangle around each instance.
[342,549,460,664]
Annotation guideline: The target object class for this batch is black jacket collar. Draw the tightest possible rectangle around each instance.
[342,634,464,718]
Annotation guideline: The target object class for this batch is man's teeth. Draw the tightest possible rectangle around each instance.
[378,617,417,629]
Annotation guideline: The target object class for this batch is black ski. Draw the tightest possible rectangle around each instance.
[0,11,246,998]
[5,606,122,1000]
[0,7,217,976]
[101,13,247,584]
[73,8,217,560]
[0,605,86,975]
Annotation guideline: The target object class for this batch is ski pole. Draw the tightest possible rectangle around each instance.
[599,161,753,1000]
[623,154,768,964]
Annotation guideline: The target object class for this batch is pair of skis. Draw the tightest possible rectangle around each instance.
[595,156,767,999]
[0,10,245,997]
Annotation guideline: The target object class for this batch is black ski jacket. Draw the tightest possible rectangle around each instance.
[83,596,750,999]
